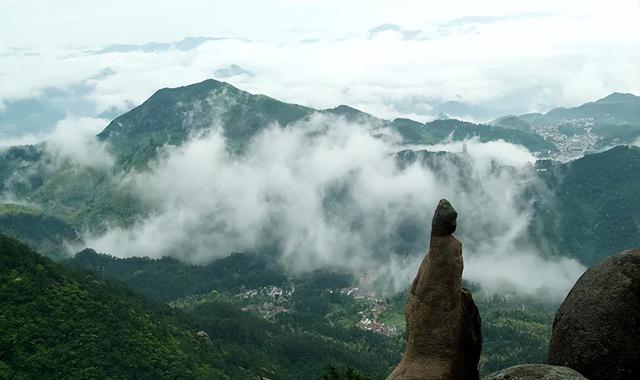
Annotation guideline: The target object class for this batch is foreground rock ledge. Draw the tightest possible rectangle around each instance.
[549,248,640,380]
[482,364,587,380]
[387,199,481,380]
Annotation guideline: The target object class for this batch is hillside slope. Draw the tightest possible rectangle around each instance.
[534,145,640,264]
[0,204,78,259]
[97,79,314,167]
[0,234,204,379]
[0,235,400,379]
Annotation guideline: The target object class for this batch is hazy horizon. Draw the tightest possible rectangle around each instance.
[1,0,639,146]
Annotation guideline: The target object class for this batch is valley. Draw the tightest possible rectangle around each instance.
[0,79,638,379]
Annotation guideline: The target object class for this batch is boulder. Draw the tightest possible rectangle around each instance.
[482,364,586,380]
[548,248,640,380]
[195,330,212,346]
[387,199,481,380]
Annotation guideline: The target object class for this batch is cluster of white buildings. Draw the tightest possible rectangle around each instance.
[533,119,599,162]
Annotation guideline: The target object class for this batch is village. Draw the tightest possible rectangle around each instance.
[532,119,599,162]
[229,282,400,336]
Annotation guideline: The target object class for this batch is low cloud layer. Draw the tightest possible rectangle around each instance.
[84,114,585,296]
[45,116,113,168]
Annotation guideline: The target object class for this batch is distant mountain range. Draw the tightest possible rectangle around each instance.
[0,79,638,265]
[97,79,559,169]
[519,92,639,126]
[492,92,640,160]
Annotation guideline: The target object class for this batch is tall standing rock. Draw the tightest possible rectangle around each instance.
[548,248,640,380]
[387,199,481,380]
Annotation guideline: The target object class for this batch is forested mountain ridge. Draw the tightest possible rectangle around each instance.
[65,246,558,377]
[0,79,638,268]
[0,203,78,259]
[0,234,402,379]
[97,79,315,167]
[0,234,204,379]
[492,93,640,160]
[523,92,640,126]
[96,78,558,168]
[0,78,567,255]
[534,145,640,265]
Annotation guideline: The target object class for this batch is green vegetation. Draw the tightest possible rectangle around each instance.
[97,79,314,167]
[0,144,49,198]
[491,115,533,132]
[534,145,640,264]
[477,296,555,375]
[66,249,560,378]
[0,203,77,259]
[66,249,288,302]
[0,235,200,379]
[544,92,640,125]
[390,118,556,154]
[421,119,557,153]
[1,81,637,378]
[2,237,406,379]
[591,123,640,149]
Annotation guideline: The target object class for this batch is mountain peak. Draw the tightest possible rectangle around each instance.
[594,92,639,104]
[323,105,382,123]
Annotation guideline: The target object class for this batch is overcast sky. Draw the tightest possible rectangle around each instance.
[1,0,639,143]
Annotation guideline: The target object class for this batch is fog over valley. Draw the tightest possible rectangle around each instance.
[1,2,639,379]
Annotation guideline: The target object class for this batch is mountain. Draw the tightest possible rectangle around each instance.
[422,119,556,153]
[517,93,640,126]
[491,93,640,160]
[97,79,557,169]
[0,203,78,258]
[0,78,562,237]
[0,235,402,379]
[66,247,557,377]
[97,79,314,167]
[0,234,208,379]
[533,145,640,265]
[491,115,533,132]
[389,117,555,154]
[544,92,640,125]
[66,249,288,302]
[1,81,636,266]
[0,144,49,198]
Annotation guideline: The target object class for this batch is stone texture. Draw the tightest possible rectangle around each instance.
[387,199,481,380]
[548,248,640,380]
[431,199,458,237]
[482,364,587,380]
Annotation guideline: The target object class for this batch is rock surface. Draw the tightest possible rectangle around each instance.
[482,364,587,380]
[548,248,640,380]
[387,199,481,380]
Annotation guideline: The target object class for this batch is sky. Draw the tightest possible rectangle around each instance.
[1,0,639,144]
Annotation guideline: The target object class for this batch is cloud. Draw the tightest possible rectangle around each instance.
[45,116,113,168]
[93,36,221,54]
[83,114,585,297]
[0,1,638,138]
[0,133,46,148]
[0,84,98,140]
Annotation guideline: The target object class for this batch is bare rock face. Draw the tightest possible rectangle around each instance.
[387,199,481,380]
[548,248,640,380]
[482,364,587,380]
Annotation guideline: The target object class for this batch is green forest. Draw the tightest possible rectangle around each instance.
[1,235,558,379]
